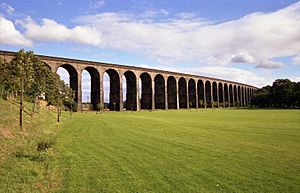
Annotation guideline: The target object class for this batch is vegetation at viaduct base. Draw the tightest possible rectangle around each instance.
[251,79,300,108]
[0,49,75,130]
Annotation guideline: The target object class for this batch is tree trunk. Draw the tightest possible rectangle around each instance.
[57,107,60,122]
[20,75,24,131]
[31,97,36,116]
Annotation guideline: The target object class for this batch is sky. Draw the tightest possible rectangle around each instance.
[1,0,300,102]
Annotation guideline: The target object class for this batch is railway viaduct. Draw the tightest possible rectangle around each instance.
[1,50,257,111]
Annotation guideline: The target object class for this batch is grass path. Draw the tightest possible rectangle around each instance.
[54,109,300,192]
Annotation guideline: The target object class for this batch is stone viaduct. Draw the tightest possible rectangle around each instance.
[1,50,257,111]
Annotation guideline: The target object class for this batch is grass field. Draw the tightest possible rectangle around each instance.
[0,99,300,192]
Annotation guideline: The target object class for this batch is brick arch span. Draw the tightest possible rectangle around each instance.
[167,76,177,109]
[0,50,257,111]
[123,70,137,111]
[104,69,121,111]
[82,66,100,110]
[154,74,165,109]
[188,78,196,108]
[56,64,80,110]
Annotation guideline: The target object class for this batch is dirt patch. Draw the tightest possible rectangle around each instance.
[0,127,15,139]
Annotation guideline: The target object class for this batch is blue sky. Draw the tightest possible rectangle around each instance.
[1,0,300,102]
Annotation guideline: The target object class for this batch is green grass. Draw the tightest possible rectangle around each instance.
[0,99,300,192]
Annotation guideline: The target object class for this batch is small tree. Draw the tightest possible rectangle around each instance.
[199,99,203,108]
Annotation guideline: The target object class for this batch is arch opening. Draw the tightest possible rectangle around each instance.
[104,69,120,111]
[212,82,218,107]
[82,67,100,111]
[218,82,223,107]
[234,85,238,106]
[140,73,152,110]
[154,74,165,109]
[123,71,137,111]
[237,86,241,106]
[57,64,78,110]
[229,84,234,107]
[197,80,204,108]
[205,81,212,108]
[167,76,177,109]
[188,79,196,108]
[179,77,187,108]
[224,83,229,107]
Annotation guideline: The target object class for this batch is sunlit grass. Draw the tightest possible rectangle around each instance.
[0,99,299,192]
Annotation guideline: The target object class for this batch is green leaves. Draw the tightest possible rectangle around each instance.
[251,79,300,108]
[0,49,76,111]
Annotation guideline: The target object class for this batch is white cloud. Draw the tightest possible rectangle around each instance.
[17,17,102,46]
[0,15,32,46]
[256,60,284,69]
[75,1,300,69]
[291,76,300,82]
[231,52,255,63]
[292,54,300,65]
[90,0,105,9]
[1,3,15,15]
[190,66,268,87]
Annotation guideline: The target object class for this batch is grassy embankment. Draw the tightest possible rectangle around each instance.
[0,98,64,192]
[0,98,299,192]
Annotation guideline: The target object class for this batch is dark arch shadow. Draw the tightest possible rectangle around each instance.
[167,76,177,109]
[224,83,229,107]
[84,67,100,110]
[212,82,218,107]
[179,77,187,108]
[124,71,137,111]
[154,74,165,109]
[105,69,120,111]
[237,86,241,106]
[205,81,212,108]
[197,80,204,108]
[229,84,234,107]
[188,79,196,108]
[140,72,152,110]
[57,64,78,110]
[218,82,223,107]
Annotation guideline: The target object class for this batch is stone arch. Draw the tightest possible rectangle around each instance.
[123,70,137,111]
[83,66,100,110]
[243,86,246,105]
[212,81,218,107]
[218,82,223,107]
[57,64,79,109]
[188,79,196,108]
[234,85,238,106]
[41,61,52,71]
[197,79,205,108]
[247,87,250,104]
[167,76,177,109]
[229,84,234,107]
[140,72,152,110]
[224,83,229,107]
[179,77,187,108]
[205,80,212,108]
[105,69,120,111]
[241,86,244,106]
[154,74,165,109]
[237,85,241,106]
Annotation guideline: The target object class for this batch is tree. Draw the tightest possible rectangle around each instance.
[251,79,300,109]
[9,50,34,130]
[0,49,76,128]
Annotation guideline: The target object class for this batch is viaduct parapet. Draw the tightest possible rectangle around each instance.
[0,50,257,111]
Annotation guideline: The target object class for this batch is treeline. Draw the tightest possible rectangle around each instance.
[251,79,300,108]
[0,49,75,129]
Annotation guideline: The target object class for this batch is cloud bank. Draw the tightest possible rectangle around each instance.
[0,1,299,73]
